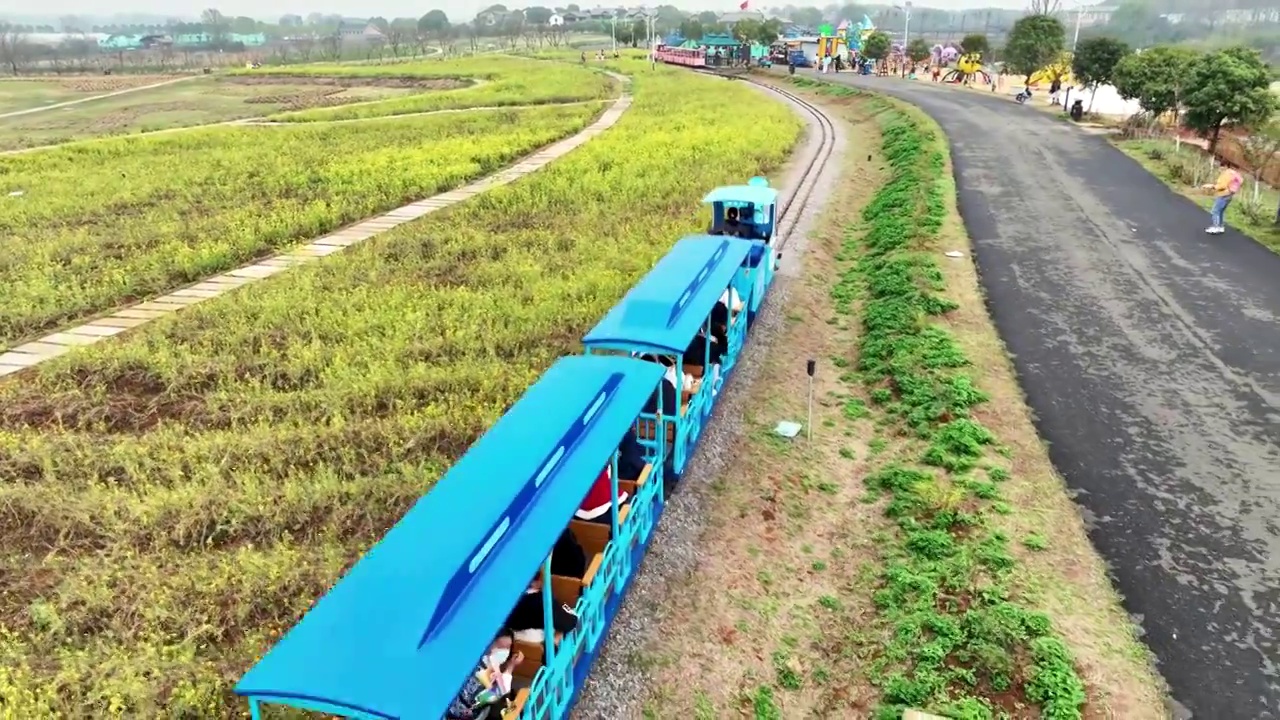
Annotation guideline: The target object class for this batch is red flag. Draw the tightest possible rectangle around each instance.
[739,0,749,9]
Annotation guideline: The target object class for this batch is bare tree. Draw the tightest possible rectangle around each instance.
[385,28,407,57]
[295,36,315,62]
[320,32,341,60]
[465,21,480,53]
[1027,0,1062,15]
[202,8,229,46]
[0,24,32,75]
[548,23,566,47]
[1239,120,1280,203]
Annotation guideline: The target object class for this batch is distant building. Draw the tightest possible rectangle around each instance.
[338,18,384,42]
[24,32,109,47]
[1160,8,1280,24]
[1074,4,1117,27]
[97,31,266,50]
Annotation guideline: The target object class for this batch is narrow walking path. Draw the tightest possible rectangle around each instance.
[816,72,1280,719]
[0,72,632,378]
[0,98,611,157]
[0,75,199,120]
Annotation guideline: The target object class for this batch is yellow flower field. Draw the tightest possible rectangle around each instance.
[0,58,802,716]
[259,55,616,122]
[0,102,603,349]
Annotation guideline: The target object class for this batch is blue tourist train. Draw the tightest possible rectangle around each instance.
[234,179,785,720]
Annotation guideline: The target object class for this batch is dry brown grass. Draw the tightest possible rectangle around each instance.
[639,94,894,719]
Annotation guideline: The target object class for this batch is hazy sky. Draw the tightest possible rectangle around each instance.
[0,0,1039,22]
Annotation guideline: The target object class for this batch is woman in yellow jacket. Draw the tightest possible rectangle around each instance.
[1201,166,1243,235]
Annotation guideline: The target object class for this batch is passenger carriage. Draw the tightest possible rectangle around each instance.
[581,236,755,477]
[654,45,706,67]
[703,177,781,320]
[235,355,670,720]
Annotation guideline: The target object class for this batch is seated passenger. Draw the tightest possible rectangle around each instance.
[722,206,744,237]
[617,428,646,481]
[681,326,724,369]
[719,287,745,315]
[446,629,524,720]
[639,354,680,416]
[709,301,730,352]
[507,572,579,643]
[576,462,630,526]
[551,527,586,579]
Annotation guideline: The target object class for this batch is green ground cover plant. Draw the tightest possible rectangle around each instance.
[835,96,1088,719]
[0,61,801,716]
[253,55,615,121]
[0,102,601,349]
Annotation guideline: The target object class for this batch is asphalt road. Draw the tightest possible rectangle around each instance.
[816,73,1280,718]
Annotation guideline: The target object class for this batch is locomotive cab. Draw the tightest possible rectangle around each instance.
[702,178,780,320]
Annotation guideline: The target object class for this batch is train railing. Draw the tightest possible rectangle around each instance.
[235,183,784,720]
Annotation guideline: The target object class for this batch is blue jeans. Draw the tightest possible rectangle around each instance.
[1210,195,1233,228]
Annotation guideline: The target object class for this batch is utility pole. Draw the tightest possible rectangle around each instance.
[611,15,617,53]
[902,1,912,46]
[1072,3,1082,52]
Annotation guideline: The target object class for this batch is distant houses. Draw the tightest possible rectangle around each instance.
[96,31,267,50]
[336,18,385,43]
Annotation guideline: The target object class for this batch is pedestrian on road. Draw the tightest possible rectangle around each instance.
[1201,166,1244,234]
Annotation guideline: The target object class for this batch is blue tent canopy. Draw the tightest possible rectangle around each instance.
[582,236,754,356]
[702,185,780,207]
[235,355,665,720]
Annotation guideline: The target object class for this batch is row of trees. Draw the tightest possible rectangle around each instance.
[1081,0,1280,63]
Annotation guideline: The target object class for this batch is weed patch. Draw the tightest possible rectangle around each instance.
[835,97,1088,719]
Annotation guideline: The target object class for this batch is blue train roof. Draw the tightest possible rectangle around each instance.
[235,355,665,719]
[582,235,755,355]
[703,183,779,207]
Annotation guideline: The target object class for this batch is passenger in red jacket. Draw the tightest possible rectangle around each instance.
[576,464,629,525]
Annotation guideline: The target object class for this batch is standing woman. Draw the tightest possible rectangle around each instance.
[1202,165,1244,235]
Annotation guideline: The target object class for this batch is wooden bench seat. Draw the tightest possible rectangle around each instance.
[618,463,653,500]
[570,505,630,558]
[512,636,556,681]
[636,392,694,442]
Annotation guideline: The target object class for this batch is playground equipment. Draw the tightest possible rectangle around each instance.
[844,15,875,54]
[1027,55,1074,88]
[941,53,992,85]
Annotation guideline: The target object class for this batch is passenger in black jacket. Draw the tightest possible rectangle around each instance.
[507,570,579,644]
[640,354,680,416]
[617,428,646,481]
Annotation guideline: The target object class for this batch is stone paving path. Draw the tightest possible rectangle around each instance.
[0,72,631,379]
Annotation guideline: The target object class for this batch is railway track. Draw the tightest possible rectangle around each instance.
[693,68,837,252]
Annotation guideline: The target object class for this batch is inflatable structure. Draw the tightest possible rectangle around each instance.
[941,52,992,85]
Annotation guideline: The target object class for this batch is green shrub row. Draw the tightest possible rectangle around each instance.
[834,95,1088,720]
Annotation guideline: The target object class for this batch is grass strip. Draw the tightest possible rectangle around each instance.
[0,61,802,716]
[835,94,1089,720]
[0,102,601,349]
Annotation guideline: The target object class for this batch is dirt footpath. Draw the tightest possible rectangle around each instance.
[814,72,1280,719]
